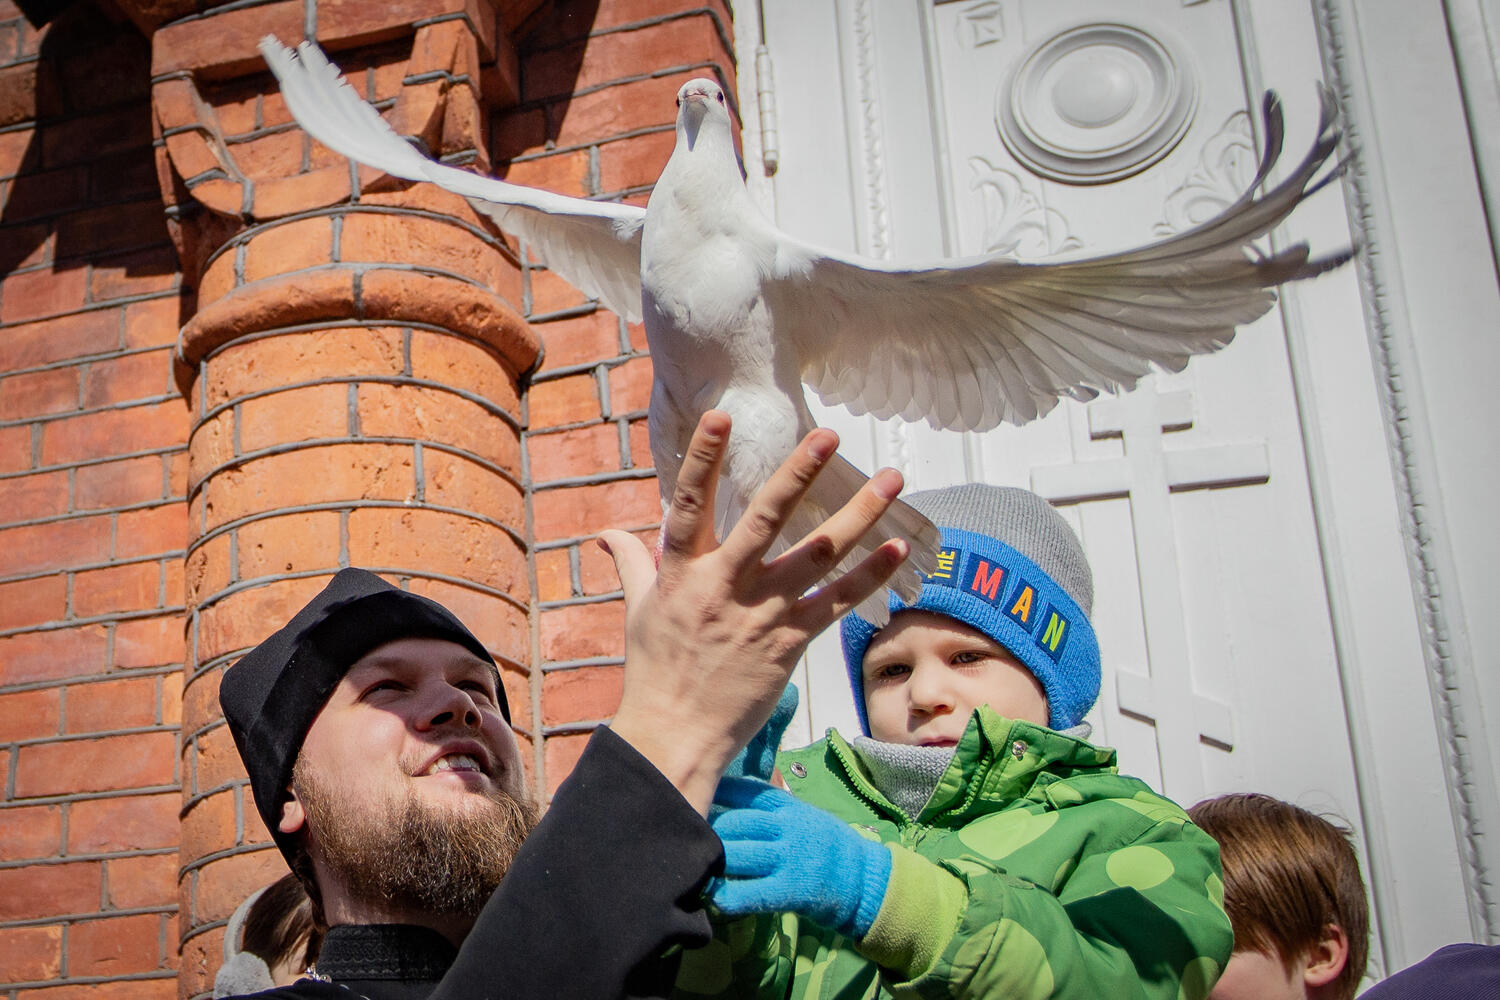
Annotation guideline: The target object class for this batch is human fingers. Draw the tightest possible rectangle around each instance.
[789,538,909,632]
[768,466,905,594]
[597,529,653,607]
[717,427,840,569]
[659,411,731,568]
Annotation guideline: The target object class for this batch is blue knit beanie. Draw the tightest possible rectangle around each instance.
[840,484,1100,733]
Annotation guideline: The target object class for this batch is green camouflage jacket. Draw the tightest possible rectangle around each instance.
[674,707,1232,1000]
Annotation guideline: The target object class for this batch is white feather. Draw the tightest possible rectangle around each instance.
[259,38,646,322]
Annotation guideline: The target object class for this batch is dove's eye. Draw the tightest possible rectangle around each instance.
[676,97,681,108]
[715,92,725,104]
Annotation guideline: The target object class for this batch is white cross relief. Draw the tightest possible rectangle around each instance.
[1030,382,1264,805]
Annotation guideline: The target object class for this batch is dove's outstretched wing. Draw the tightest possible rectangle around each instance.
[259,38,646,321]
[772,90,1348,432]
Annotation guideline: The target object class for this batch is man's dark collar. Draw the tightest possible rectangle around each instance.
[316,924,458,982]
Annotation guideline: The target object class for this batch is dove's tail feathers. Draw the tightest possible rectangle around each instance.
[855,505,941,625]
[778,453,940,627]
[259,38,436,184]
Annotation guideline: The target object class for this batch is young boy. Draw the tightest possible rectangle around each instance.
[676,484,1233,999]
[1188,793,1370,1000]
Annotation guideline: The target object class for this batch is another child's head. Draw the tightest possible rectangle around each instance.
[243,875,322,983]
[1189,793,1369,1000]
[840,484,1100,744]
[241,872,321,985]
[214,873,322,998]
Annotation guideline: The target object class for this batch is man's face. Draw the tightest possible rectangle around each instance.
[280,637,535,917]
[862,610,1049,745]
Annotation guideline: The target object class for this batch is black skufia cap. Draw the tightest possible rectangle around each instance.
[219,568,509,863]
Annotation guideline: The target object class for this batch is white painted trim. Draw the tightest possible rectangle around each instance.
[1312,0,1498,943]
[1442,0,1500,271]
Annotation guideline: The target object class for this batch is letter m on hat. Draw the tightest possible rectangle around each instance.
[964,557,1006,604]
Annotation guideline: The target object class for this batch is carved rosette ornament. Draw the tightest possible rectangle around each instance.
[997,22,1199,184]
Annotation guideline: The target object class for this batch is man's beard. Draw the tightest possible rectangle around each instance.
[293,759,540,918]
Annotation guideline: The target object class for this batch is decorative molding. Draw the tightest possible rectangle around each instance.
[1154,110,1255,236]
[881,418,915,479]
[1313,0,1496,942]
[967,157,1082,256]
[849,0,893,260]
[996,22,1199,184]
[847,0,916,475]
[955,1,1004,48]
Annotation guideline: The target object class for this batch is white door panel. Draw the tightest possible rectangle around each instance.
[738,0,1473,971]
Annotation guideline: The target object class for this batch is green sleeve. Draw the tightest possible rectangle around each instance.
[672,911,794,1000]
[857,844,968,977]
[862,820,1233,1000]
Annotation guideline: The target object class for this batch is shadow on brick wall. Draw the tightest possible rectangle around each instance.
[490,0,602,169]
[0,5,173,290]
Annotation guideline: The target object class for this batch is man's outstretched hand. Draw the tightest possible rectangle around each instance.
[602,411,909,815]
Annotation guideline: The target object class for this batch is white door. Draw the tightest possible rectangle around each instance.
[735,0,1473,974]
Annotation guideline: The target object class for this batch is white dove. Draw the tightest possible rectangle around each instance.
[259,37,1346,619]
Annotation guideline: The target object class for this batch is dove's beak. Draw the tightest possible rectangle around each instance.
[674,80,723,148]
[677,97,709,147]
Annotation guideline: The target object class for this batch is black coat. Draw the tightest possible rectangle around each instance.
[235,727,722,1000]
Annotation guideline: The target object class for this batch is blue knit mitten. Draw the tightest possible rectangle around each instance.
[709,776,892,939]
[723,683,799,783]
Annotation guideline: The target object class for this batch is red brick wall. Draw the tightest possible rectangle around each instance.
[0,4,187,999]
[0,1,736,998]
[504,0,736,792]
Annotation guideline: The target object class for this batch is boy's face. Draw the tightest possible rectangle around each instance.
[1209,948,1308,1000]
[268,936,310,987]
[862,610,1048,745]
[1209,927,1351,1000]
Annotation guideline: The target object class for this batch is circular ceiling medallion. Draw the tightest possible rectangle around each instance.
[997,23,1198,185]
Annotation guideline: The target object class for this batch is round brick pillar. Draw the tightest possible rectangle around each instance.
[173,192,539,994]
[131,7,542,995]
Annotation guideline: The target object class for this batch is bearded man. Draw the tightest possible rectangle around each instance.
[217,413,912,1000]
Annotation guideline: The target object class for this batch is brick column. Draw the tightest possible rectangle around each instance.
[121,2,542,994]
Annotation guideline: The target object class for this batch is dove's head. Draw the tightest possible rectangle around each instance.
[674,78,732,151]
